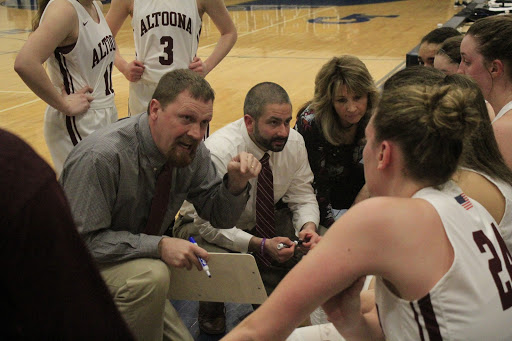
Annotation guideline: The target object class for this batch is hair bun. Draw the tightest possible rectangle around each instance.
[422,85,480,141]
[375,84,482,185]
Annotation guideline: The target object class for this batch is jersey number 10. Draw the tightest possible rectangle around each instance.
[103,62,114,96]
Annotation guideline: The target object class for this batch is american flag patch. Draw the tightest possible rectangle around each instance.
[455,193,473,210]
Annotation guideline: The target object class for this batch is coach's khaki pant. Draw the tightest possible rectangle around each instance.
[99,258,193,341]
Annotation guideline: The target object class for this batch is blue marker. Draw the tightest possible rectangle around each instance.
[188,237,211,278]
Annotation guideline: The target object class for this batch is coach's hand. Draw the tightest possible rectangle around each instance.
[226,151,261,195]
[158,237,208,271]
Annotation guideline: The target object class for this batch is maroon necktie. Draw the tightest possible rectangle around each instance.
[144,163,172,235]
[254,153,275,266]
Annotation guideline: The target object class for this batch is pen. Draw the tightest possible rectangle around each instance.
[277,240,301,250]
[188,237,211,278]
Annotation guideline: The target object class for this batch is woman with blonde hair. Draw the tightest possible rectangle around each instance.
[295,55,378,228]
[224,83,512,341]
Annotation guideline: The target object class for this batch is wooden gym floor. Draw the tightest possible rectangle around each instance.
[0,1,465,339]
[0,0,460,169]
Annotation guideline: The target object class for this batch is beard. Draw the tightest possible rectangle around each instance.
[167,137,200,167]
[253,124,288,152]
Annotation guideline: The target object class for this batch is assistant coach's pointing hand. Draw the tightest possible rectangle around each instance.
[226,151,261,195]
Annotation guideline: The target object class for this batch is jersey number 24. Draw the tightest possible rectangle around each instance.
[473,223,512,310]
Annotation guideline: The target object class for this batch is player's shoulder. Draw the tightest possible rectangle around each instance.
[348,196,438,234]
[47,0,78,13]
[494,111,512,129]
[40,0,78,23]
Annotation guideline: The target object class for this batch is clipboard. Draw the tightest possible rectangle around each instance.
[168,253,268,304]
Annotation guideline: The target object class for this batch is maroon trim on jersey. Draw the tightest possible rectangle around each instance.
[54,51,75,95]
[197,26,202,43]
[418,294,442,341]
[410,302,426,341]
[55,52,81,146]
[55,42,77,55]
[54,51,81,146]
[66,116,79,146]
[72,116,82,141]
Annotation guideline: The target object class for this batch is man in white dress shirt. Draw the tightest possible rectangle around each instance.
[173,82,320,335]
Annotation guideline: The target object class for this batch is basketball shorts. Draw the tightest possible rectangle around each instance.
[129,80,157,117]
[44,105,118,176]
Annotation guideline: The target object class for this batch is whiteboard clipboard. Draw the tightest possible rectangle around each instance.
[168,253,268,304]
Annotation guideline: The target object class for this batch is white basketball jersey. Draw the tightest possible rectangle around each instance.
[132,0,202,84]
[467,168,512,252]
[44,0,116,109]
[376,181,512,341]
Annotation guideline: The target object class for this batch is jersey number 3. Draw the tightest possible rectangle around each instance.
[473,223,512,310]
[159,36,173,65]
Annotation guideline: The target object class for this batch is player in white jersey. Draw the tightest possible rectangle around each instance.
[439,74,512,253]
[223,84,512,341]
[14,0,117,175]
[106,0,237,116]
[376,181,512,341]
[459,169,512,252]
[458,15,512,170]
[287,69,512,341]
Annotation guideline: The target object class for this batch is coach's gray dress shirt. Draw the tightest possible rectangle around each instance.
[60,113,250,263]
